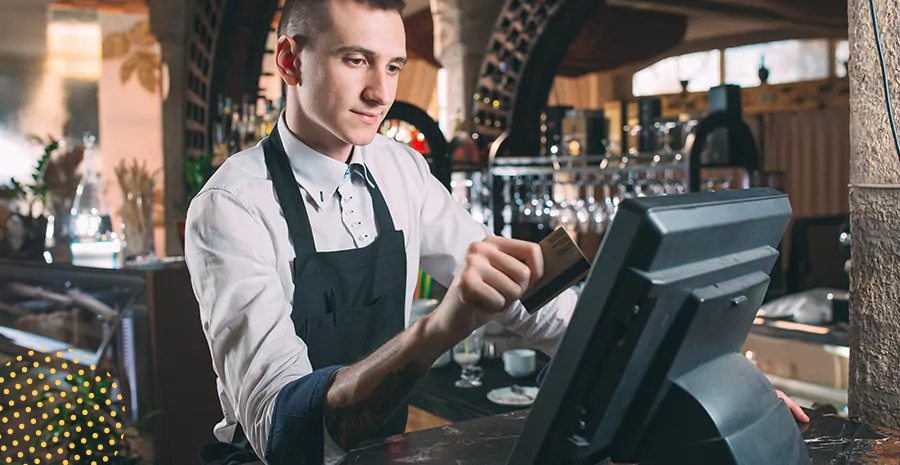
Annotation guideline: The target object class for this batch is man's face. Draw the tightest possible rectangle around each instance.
[296,0,407,149]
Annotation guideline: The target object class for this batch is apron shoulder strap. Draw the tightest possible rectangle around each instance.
[262,125,316,254]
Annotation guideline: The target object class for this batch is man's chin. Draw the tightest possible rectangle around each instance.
[343,130,378,147]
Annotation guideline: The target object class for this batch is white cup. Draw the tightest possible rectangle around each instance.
[502,349,537,378]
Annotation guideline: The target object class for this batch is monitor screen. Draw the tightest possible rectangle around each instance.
[508,188,808,465]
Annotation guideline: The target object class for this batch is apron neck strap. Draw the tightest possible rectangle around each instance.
[262,124,398,256]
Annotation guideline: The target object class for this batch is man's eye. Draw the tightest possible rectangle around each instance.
[388,65,402,74]
[345,58,365,66]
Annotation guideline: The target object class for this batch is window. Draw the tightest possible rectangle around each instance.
[47,9,101,81]
[724,39,829,87]
[835,40,850,78]
[632,50,721,97]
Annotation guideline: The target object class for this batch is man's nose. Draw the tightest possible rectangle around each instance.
[362,70,390,106]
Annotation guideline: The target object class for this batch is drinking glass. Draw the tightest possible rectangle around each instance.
[453,328,485,388]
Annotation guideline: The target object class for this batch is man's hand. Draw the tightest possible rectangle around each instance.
[428,237,544,342]
[776,390,810,423]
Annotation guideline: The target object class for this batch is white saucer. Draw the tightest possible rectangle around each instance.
[487,386,539,406]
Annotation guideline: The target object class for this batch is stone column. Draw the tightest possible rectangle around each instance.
[430,0,505,134]
[148,0,193,256]
[848,0,900,428]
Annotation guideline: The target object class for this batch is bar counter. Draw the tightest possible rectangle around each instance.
[345,406,900,464]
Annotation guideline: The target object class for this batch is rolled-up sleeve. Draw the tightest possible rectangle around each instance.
[185,188,344,464]
[409,150,579,357]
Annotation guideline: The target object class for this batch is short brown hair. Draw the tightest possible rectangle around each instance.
[277,0,407,45]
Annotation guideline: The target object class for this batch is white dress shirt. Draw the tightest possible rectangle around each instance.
[184,114,579,464]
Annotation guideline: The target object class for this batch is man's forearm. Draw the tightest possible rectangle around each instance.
[323,309,472,450]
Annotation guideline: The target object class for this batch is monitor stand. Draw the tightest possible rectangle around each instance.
[633,354,809,465]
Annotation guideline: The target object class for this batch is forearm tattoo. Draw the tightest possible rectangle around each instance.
[324,341,429,450]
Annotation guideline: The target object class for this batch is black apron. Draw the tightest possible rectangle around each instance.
[200,125,409,464]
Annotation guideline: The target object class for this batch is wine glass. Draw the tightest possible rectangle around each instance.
[453,328,485,388]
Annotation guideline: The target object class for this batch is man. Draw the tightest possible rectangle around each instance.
[185,1,808,464]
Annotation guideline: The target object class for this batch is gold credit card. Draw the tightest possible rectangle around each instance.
[521,227,591,313]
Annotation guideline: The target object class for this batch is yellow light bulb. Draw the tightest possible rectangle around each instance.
[12,413,17,418]
[76,426,82,433]
[104,427,109,433]
[64,431,70,437]
[78,370,84,376]
[73,359,79,364]
[45,357,50,363]
[90,365,96,370]
[80,438,86,444]
[38,374,44,379]
[49,369,56,374]
[100,388,106,394]
[74,455,80,461]
[87,421,93,427]
[110,411,116,417]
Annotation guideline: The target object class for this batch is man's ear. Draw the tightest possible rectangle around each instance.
[276,35,301,86]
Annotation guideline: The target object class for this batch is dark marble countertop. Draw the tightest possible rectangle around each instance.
[345,407,900,464]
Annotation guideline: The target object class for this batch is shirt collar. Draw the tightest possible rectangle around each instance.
[276,112,374,206]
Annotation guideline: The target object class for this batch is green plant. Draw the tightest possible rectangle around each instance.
[183,152,216,212]
[0,137,59,218]
[1,351,161,465]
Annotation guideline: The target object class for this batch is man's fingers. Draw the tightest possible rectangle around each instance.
[484,236,544,286]
[776,390,810,423]
[480,242,532,291]
[458,270,506,312]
